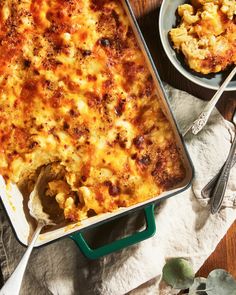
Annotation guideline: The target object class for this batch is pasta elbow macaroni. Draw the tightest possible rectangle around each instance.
[170,0,236,74]
[0,0,185,222]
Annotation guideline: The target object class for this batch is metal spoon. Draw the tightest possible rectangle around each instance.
[0,166,55,295]
[210,108,236,214]
[183,66,236,136]
[201,153,236,199]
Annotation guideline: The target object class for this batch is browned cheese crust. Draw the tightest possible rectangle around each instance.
[0,0,185,221]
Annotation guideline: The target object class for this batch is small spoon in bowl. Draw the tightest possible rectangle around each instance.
[0,165,55,295]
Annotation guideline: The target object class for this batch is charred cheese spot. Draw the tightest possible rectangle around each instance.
[0,0,185,222]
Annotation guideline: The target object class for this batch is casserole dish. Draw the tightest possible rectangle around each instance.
[0,0,193,259]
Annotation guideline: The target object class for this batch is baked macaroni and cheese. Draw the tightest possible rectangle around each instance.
[0,0,185,222]
[170,0,236,74]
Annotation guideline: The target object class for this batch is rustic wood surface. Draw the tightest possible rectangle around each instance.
[129,0,236,279]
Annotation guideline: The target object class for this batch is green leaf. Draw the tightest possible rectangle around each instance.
[206,269,236,295]
[162,258,194,289]
[189,277,207,295]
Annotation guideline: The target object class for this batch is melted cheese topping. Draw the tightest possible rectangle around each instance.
[170,0,236,74]
[0,0,185,222]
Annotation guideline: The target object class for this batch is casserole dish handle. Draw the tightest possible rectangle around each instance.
[70,204,156,259]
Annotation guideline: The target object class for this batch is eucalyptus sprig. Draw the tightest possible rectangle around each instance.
[162,258,236,295]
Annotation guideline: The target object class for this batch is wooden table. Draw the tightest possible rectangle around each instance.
[130,0,236,279]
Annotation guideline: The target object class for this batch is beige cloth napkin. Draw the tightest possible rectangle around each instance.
[165,85,236,209]
[0,85,235,295]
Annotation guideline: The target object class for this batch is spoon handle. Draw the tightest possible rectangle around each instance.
[0,222,44,295]
[183,66,236,136]
[210,133,236,214]
[201,153,236,199]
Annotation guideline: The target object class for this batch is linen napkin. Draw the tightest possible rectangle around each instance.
[0,84,235,295]
[164,84,236,209]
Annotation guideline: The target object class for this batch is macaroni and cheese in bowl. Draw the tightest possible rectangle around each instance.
[159,0,236,90]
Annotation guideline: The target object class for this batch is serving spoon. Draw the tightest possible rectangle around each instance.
[0,166,55,295]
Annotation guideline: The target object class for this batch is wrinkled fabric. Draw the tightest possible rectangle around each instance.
[164,84,235,209]
[0,84,235,295]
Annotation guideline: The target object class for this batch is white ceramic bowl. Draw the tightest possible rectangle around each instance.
[159,0,236,91]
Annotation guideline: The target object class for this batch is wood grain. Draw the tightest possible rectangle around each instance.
[129,0,236,279]
[196,221,236,278]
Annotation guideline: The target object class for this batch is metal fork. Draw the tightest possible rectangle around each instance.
[210,108,236,214]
